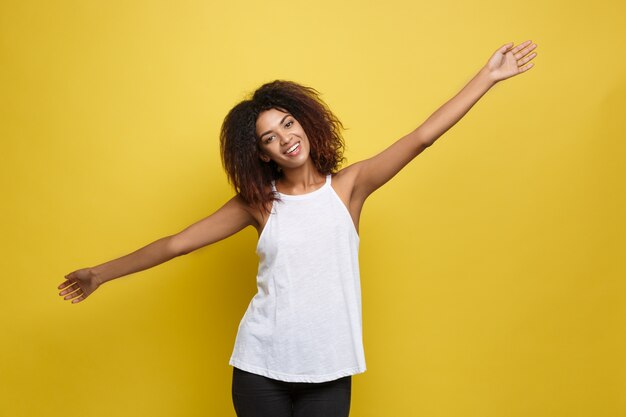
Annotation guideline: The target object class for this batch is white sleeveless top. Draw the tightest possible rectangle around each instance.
[229,174,367,382]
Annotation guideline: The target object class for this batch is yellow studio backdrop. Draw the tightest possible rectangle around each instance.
[1,0,624,416]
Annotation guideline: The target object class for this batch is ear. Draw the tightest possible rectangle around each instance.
[259,153,271,163]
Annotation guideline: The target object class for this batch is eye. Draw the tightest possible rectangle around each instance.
[285,120,293,128]
[265,135,276,144]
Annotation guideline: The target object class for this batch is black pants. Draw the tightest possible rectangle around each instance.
[231,367,352,417]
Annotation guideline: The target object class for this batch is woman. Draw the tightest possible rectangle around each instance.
[57,40,538,417]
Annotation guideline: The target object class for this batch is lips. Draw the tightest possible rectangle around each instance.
[285,142,301,155]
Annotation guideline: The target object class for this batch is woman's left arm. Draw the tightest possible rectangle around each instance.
[351,40,538,202]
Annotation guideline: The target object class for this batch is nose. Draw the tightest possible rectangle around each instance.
[279,133,291,146]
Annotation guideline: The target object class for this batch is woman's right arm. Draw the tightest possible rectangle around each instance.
[58,194,256,304]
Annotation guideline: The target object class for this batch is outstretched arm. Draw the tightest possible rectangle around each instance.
[58,195,256,304]
[351,40,538,202]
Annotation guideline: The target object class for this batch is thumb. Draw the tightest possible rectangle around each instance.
[497,42,514,54]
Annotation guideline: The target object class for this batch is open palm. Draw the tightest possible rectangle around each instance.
[58,268,100,304]
[486,40,537,82]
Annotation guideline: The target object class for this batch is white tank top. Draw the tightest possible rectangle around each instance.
[229,174,367,382]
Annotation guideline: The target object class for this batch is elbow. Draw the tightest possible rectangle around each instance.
[418,131,436,149]
[167,234,189,258]
[411,128,434,149]
[419,138,434,150]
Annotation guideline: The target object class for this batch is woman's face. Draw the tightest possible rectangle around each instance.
[256,108,311,170]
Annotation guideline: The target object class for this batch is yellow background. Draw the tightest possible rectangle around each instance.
[1,0,624,416]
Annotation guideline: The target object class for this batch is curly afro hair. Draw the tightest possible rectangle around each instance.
[220,80,345,212]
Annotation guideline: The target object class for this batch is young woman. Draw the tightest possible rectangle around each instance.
[58,40,538,417]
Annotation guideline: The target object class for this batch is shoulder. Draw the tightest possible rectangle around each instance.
[233,187,274,233]
[225,194,258,222]
[332,162,366,199]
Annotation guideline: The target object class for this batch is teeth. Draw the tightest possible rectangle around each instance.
[286,143,300,154]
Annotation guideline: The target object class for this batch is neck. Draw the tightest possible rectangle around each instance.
[278,159,326,193]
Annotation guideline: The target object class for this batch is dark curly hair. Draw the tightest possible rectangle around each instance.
[220,80,346,212]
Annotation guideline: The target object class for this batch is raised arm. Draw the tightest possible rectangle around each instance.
[350,40,538,202]
[58,194,256,304]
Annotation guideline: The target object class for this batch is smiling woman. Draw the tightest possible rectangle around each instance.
[220,80,346,211]
[57,41,538,417]
[256,109,311,174]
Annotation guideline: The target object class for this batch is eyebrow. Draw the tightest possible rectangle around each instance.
[259,114,291,139]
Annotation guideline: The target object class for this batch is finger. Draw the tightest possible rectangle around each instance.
[497,42,514,54]
[513,43,537,59]
[510,40,532,55]
[518,62,535,73]
[517,52,537,66]
[58,273,77,289]
[64,288,84,301]
[58,279,75,289]
[59,282,80,296]
[72,294,86,304]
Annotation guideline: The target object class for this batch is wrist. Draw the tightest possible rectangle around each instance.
[477,66,498,88]
[90,267,104,287]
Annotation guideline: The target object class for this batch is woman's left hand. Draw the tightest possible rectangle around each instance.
[485,40,538,83]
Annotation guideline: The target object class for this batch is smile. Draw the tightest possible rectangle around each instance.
[285,142,301,155]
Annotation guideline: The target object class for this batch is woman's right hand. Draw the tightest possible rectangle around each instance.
[58,268,100,304]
